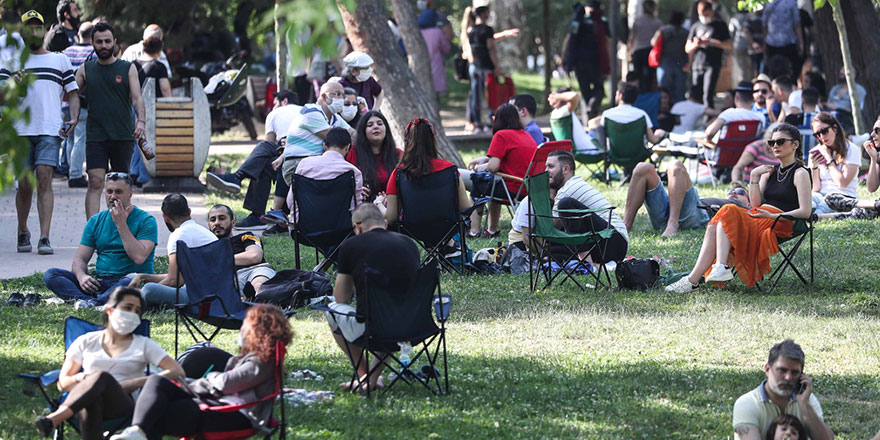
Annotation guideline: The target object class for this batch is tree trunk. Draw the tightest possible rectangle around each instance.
[274,0,287,90]
[492,0,527,71]
[339,0,464,167]
[542,0,551,110]
[829,0,863,134]
[388,0,439,113]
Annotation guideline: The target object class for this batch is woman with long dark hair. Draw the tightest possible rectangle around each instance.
[807,111,860,215]
[347,110,402,202]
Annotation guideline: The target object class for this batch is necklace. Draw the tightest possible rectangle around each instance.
[775,163,797,183]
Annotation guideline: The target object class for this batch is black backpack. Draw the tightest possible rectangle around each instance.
[255,269,332,308]
[615,258,660,290]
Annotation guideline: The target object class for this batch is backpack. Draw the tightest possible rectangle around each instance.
[615,258,660,290]
[256,269,332,308]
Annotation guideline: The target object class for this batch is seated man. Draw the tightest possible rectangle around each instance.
[207,204,277,299]
[509,93,544,145]
[548,88,601,154]
[325,204,420,391]
[670,85,718,134]
[623,160,751,236]
[545,150,629,263]
[704,81,764,144]
[732,340,833,440]
[600,82,668,154]
[44,173,157,307]
[130,194,217,308]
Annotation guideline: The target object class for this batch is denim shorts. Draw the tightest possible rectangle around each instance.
[26,135,62,168]
[644,181,710,230]
[811,193,832,214]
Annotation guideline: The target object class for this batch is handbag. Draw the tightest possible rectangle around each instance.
[648,32,663,68]
[615,258,660,290]
[453,52,469,82]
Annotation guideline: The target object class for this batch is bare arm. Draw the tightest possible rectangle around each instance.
[333,273,355,304]
[826,163,859,189]
[457,175,472,210]
[779,169,813,219]
[74,65,86,94]
[646,127,667,145]
[158,77,172,98]
[234,244,264,267]
[492,28,519,41]
[118,355,185,393]
[795,376,834,440]
[486,156,503,173]
[64,91,80,136]
[110,204,155,265]
[57,357,84,392]
[685,37,701,55]
[128,64,145,139]
[71,245,101,294]
[385,194,399,225]
[650,29,662,47]
[373,90,384,110]
[810,167,821,193]
[734,424,762,440]
[154,253,183,286]
[731,150,756,184]
[704,117,726,141]
[865,140,880,192]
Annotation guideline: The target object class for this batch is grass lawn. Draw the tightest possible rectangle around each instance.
[2,151,880,439]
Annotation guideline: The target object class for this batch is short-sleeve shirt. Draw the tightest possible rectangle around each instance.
[671,100,707,133]
[762,0,801,47]
[264,104,302,140]
[468,24,496,70]
[810,141,860,196]
[284,104,351,158]
[687,20,730,71]
[631,15,662,51]
[336,228,420,306]
[338,77,383,110]
[508,195,535,244]
[81,206,158,278]
[0,49,78,137]
[386,158,456,196]
[742,140,779,182]
[601,104,654,128]
[230,232,266,270]
[553,176,629,242]
[732,380,824,440]
[487,129,538,195]
[67,331,168,384]
[167,219,218,255]
[524,120,545,145]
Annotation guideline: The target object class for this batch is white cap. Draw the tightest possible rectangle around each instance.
[473,0,490,8]
[342,51,374,69]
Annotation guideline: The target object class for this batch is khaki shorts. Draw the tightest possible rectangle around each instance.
[282,157,304,186]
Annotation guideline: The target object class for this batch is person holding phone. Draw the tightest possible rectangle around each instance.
[814,115,880,220]
[731,340,833,440]
[806,112,860,216]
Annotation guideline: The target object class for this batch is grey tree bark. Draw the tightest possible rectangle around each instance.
[829,0,863,134]
[389,0,439,112]
[274,0,287,90]
[491,0,527,71]
[339,0,464,167]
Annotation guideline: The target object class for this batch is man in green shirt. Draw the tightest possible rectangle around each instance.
[43,172,157,307]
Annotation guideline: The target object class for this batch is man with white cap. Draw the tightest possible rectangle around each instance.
[121,24,171,77]
[338,51,383,110]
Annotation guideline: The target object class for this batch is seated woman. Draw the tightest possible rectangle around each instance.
[666,123,812,292]
[807,112,860,216]
[34,287,184,440]
[821,115,880,220]
[731,125,779,185]
[347,110,402,202]
[110,304,292,440]
[465,103,538,237]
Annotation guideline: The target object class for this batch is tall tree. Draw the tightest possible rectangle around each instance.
[339,0,464,167]
[388,0,439,113]
[827,0,863,133]
[274,0,287,90]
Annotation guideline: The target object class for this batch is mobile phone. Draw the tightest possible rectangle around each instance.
[61,123,72,136]
[796,374,806,394]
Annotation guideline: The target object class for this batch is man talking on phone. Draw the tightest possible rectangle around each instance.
[732,340,834,440]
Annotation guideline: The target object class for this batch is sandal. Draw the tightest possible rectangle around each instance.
[482,229,500,238]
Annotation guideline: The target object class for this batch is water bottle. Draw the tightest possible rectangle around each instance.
[398,342,413,368]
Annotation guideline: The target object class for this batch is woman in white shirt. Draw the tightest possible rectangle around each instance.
[808,112,860,215]
[34,288,184,440]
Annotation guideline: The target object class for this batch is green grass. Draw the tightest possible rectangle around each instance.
[3,154,880,439]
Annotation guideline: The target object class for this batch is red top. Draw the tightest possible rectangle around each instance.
[386,158,456,196]
[345,147,404,195]
[487,129,538,194]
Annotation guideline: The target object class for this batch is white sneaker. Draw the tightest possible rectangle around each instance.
[705,263,734,282]
[665,276,698,293]
[110,426,147,440]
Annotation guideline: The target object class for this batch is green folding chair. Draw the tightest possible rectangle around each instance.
[525,172,615,292]
[763,213,815,293]
[604,118,652,184]
[551,114,606,180]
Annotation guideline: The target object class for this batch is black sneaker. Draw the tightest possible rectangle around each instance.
[205,172,242,194]
[23,293,41,306]
[68,176,88,188]
[235,213,268,230]
[37,237,53,255]
[6,292,24,307]
[262,224,287,236]
[17,231,31,253]
[824,193,858,212]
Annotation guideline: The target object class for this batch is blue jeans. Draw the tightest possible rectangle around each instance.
[43,268,132,304]
[657,61,687,104]
[466,64,491,126]
[69,108,88,179]
[129,108,150,184]
[58,108,70,176]
[142,282,188,309]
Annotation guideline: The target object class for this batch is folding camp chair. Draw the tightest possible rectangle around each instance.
[698,120,762,186]
[181,341,288,440]
[763,213,815,293]
[174,239,294,358]
[604,118,652,184]
[18,316,150,440]
[551,114,606,179]
[312,260,450,397]
[394,166,486,274]
[524,172,616,292]
[289,171,356,270]
[488,140,573,216]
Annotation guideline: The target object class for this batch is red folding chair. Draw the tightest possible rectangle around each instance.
[181,341,287,440]
[493,140,573,213]
[698,120,762,187]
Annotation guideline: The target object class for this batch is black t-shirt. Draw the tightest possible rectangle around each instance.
[336,228,420,305]
[142,60,168,80]
[468,24,495,70]
[687,20,730,70]
[230,232,266,270]
[45,24,76,52]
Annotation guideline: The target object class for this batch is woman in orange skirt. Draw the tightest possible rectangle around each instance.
[666,123,813,292]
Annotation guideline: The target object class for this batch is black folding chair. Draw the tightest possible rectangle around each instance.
[290,171,356,270]
[312,260,450,397]
[764,213,815,293]
[18,316,150,440]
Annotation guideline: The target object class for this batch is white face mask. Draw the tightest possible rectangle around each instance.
[109,309,141,335]
[341,104,358,121]
[417,0,428,10]
[699,15,711,24]
[355,68,373,83]
[327,97,345,114]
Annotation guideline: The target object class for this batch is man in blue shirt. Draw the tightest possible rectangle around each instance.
[510,94,545,145]
[43,172,157,306]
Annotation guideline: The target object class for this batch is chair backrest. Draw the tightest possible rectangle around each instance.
[176,239,245,317]
[523,172,557,237]
[527,140,573,177]
[292,171,356,236]
[64,316,150,351]
[362,261,440,344]
[550,114,574,142]
[714,120,762,168]
[633,92,660,127]
[397,166,459,244]
[605,118,651,166]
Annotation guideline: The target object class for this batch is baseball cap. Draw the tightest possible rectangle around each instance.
[21,10,45,24]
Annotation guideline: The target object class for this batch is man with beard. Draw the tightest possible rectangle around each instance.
[130,194,217,309]
[75,21,146,219]
[43,173,157,307]
[732,340,833,440]
[45,0,82,52]
[1,10,80,255]
[206,204,276,298]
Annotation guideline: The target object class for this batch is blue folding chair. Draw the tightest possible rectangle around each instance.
[290,171,356,270]
[18,316,150,440]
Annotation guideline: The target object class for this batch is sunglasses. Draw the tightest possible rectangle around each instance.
[872,127,880,135]
[105,172,133,184]
[728,188,747,197]
[813,126,833,138]
[766,138,795,147]
[753,89,769,95]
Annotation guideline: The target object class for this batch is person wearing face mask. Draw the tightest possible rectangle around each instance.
[347,110,402,202]
[45,0,82,52]
[130,194,217,309]
[339,51,383,111]
[33,287,184,439]
[341,87,362,126]
[110,304,292,440]
[685,0,732,108]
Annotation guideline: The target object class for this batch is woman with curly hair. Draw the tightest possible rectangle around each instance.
[347,110,402,202]
[111,305,292,440]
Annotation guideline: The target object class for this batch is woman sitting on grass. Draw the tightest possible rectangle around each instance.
[34,287,184,440]
[347,110,402,202]
[820,115,880,220]
[666,123,812,292]
[808,112,860,215]
[110,304,292,440]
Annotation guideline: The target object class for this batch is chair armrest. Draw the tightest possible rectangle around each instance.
[309,304,364,320]
[462,197,491,216]
[494,172,523,182]
[19,370,61,388]
[770,213,814,230]
[695,138,715,149]
[175,294,221,308]
[434,293,451,322]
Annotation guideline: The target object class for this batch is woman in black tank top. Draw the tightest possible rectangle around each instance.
[666,123,812,291]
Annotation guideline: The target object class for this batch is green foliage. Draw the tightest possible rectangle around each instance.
[0,25,35,192]
[738,0,831,12]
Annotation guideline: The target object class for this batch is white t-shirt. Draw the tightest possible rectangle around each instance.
[0,43,78,136]
[550,106,598,154]
[810,141,860,196]
[508,196,535,244]
[167,219,218,255]
[716,108,764,138]
[121,41,172,77]
[283,104,351,158]
[671,100,707,134]
[553,176,628,242]
[67,331,168,384]
[264,103,302,139]
[601,104,653,128]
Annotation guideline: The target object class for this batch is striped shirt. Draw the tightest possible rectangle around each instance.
[553,176,629,242]
[283,104,350,158]
[742,139,779,183]
[61,43,94,110]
